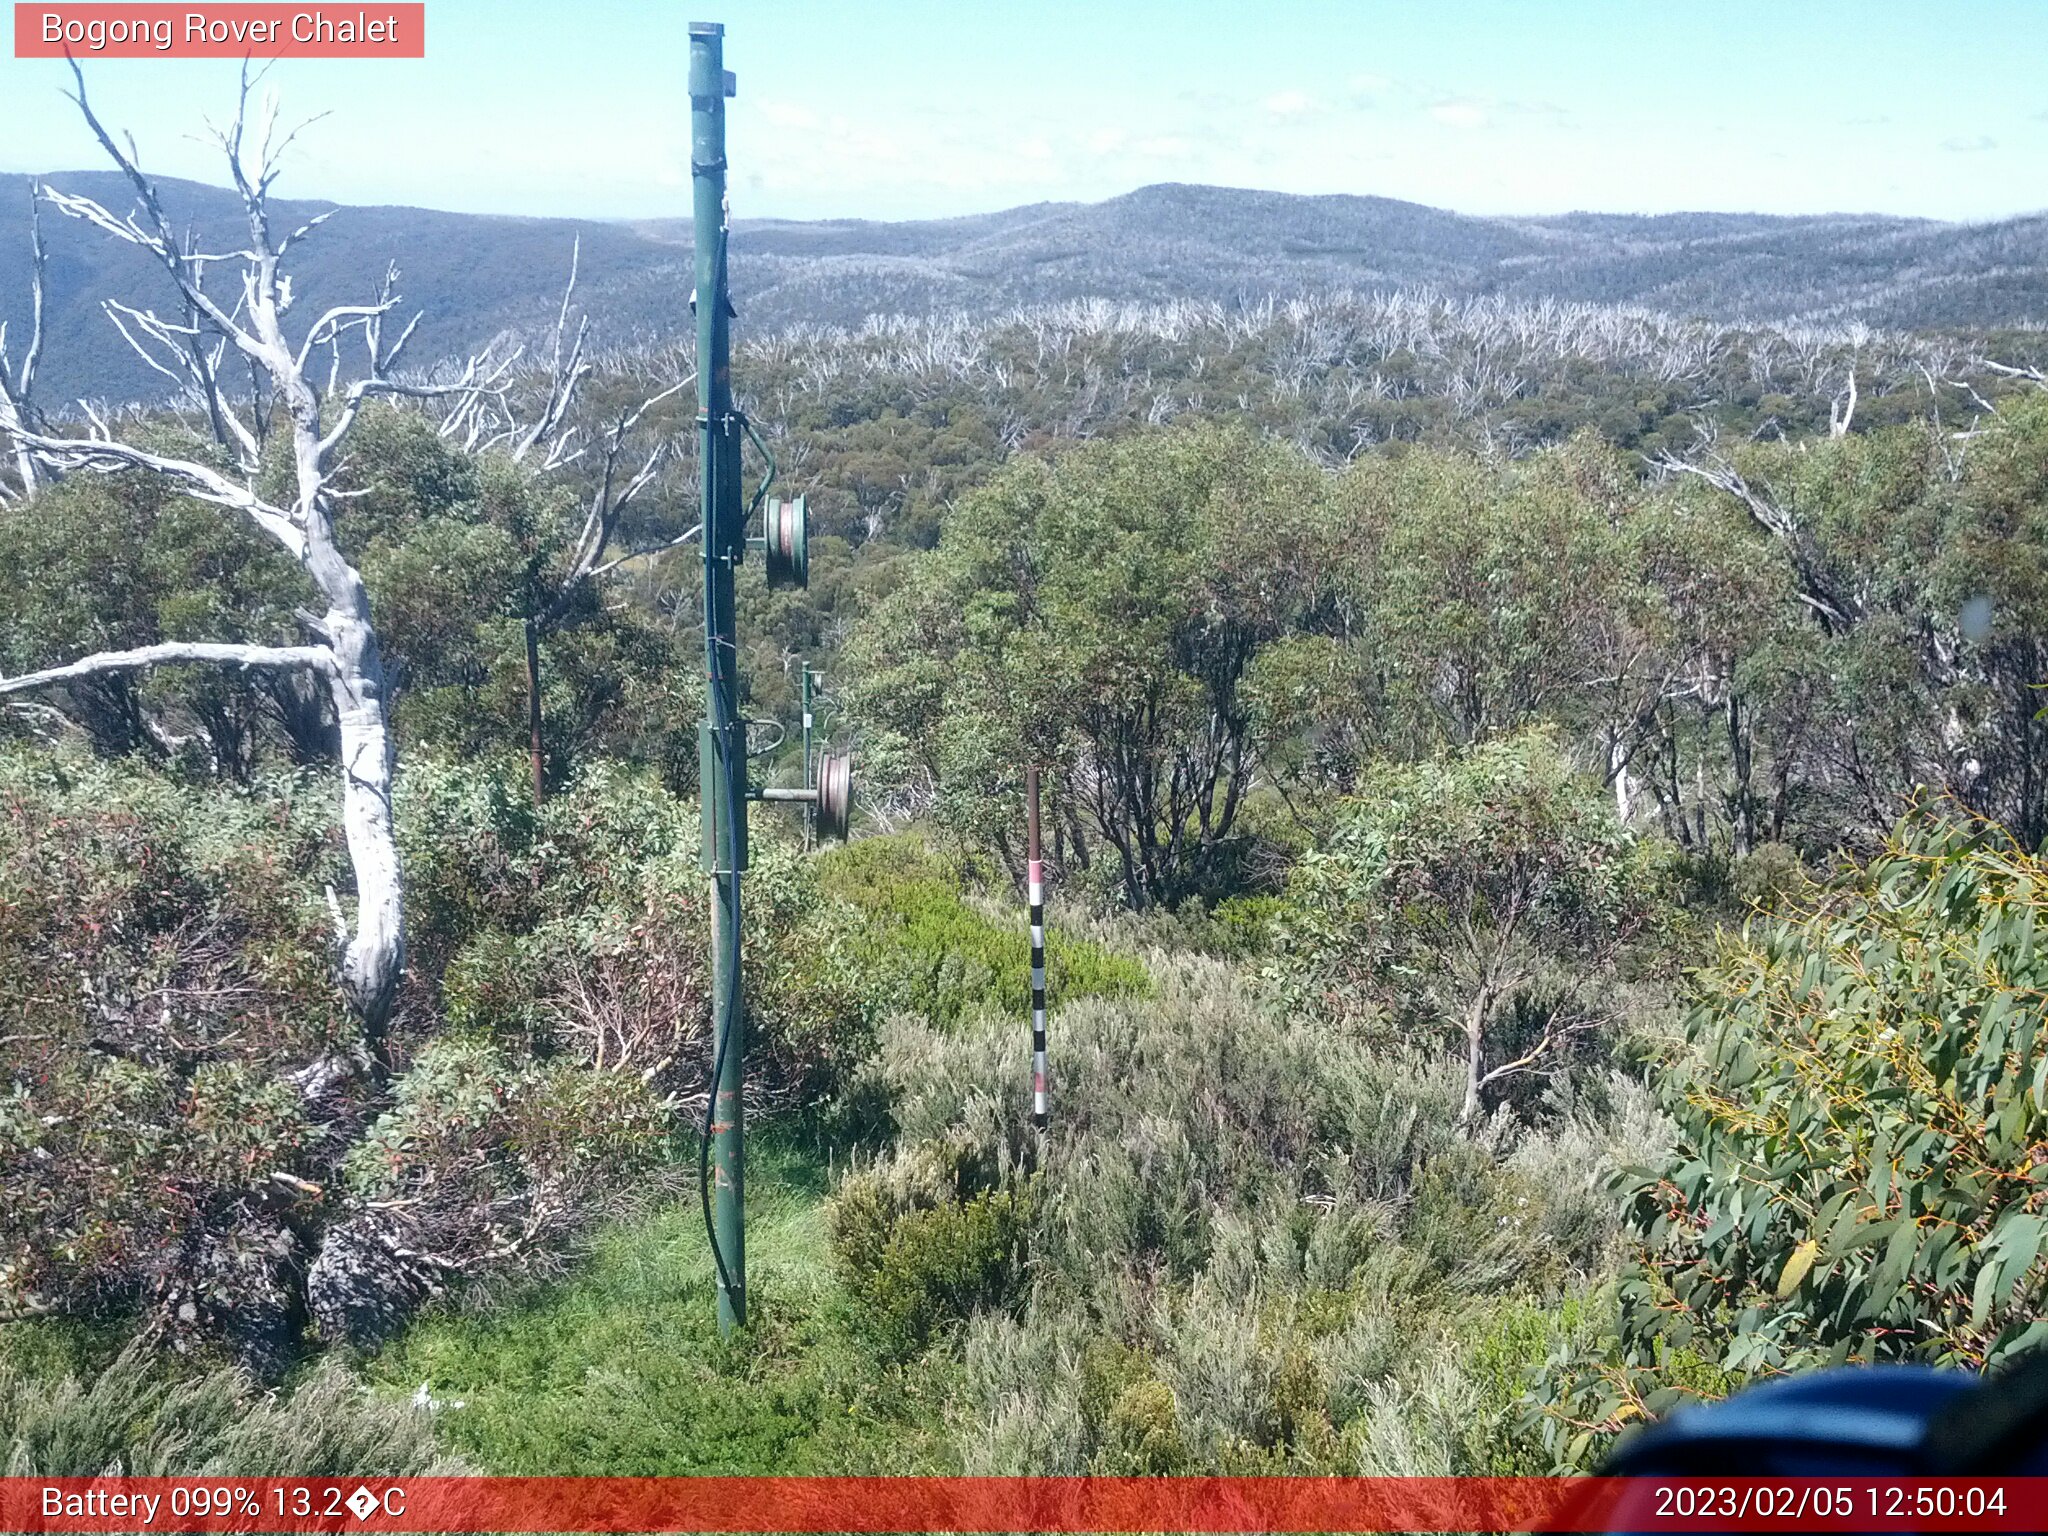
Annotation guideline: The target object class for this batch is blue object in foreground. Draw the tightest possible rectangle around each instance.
[1603,1365,1981,1477]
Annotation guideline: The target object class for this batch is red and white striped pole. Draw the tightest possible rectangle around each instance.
[1026,765,1048,1131]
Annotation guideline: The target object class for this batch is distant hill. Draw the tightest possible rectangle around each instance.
[0,170,687,406]
[6,175,2048,403]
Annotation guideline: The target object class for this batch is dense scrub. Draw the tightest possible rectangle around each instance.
[2,1338,456,1476]
[1270,730,1662,1124]
[0,748,863,1367]
[816,834,1150,1030]
[829,955,1666,1474]
[5,266,2047,1479]
[1537,810,2048,1459]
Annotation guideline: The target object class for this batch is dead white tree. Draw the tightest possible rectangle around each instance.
[0,63,511,1056]
[513,369,686,802]
[1829,364,1858,438]
[495,253,694,582]
[446,246,691,802]
[1650,427,1862,635]
[1982,358,2048,390]
[0,184,50,501]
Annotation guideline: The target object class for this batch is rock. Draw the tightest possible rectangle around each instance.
[159,1216,303,1381]
[306,1217,432,1349]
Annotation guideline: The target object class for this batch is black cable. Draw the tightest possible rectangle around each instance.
[741,413,776,517]
[698,597,744,1316]
[697,215,745,1317]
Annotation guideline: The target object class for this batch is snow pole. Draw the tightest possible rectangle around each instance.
[1027,766,1048,1131]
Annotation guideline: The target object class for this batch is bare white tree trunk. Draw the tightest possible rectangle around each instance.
[1829,364,1858,438]
[0,184,49,500]
[3,63,510,1052]
[1609,733,1634,822]
[308,534,404,1035]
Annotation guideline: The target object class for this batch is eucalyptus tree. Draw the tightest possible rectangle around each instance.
[1274,729,1656,1127]
[1538,810,2048,1460]
[1655,405,2048,851]
[850,422,1341,908]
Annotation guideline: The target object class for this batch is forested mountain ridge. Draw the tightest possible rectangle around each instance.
[7,172,2048,402]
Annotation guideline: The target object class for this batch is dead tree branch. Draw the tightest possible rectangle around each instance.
[1829,365,1857,438]
[1649,431,1860,633]
[0,641,336,695]
[15,62,506,1049]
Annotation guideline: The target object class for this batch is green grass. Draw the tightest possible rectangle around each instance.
[365,1137,963,1474]
[0,1315,132,1385]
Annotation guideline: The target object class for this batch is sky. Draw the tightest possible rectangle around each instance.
[1,0,2045,224]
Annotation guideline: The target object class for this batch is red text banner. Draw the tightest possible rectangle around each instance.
[14,5,424,58]
[2,1476,2047,1533]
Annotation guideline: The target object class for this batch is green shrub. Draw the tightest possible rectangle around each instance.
[391,754,543,988]
[1,746,867,1364]
[817,833,1149,1029]
[1537,808,2048,1460]
[1728,841,1807,912]
[314,1035,677,1346]
[1207,894,1284,957]
[1267,1345,1337,1461]
[1270,729,1661,1124]
[1405,1144,1560,1294]
[345,1039,669,1208]
[1,1346,454,1475]
[847,951,1652,1475]
[1458,1297,1584,1475]
[406,758,866,1096]
[829,1147,1037,1359]
[0,748,347,1357]
[1100,1378,1189,1473]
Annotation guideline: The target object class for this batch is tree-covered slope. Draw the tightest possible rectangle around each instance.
[9,174,2048,403]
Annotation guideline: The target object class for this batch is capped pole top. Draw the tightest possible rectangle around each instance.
[687,22,736,99]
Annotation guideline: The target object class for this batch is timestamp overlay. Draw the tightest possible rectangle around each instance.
[3,1477,2048,1533]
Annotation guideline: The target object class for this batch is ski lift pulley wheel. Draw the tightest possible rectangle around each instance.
[764,496,809,590]
[815,750,852,842]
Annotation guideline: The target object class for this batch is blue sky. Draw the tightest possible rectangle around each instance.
[1,0,2044,222]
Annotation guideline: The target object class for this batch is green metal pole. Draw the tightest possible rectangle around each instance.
[690,19,746,1334]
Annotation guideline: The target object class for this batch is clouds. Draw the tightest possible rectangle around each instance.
[1262,89,1318,117]
[730,66,1588,221]
[6,4,2028,227]
[1428,99,1490,129]
[757,100,819,131]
